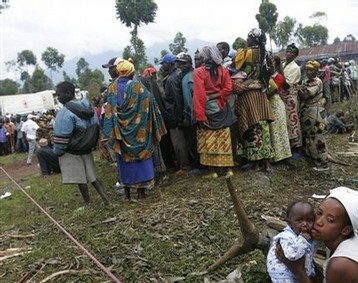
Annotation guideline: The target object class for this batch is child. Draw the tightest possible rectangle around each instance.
[267,201,318,282]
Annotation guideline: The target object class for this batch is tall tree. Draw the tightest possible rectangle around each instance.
[169,32,188,55]
[75,58,90,77]
[343,34,356,42]
[271,16,298,50]
[232,37,247,50]
[255,0,278,51]
[22,68,52,93]
[0,79,19,95]
[115,0,157,69]
[41,47,65,79]
[333,37,341,44]
[17,50,37,82]
[122,30,147,71]
[299,23,328,47]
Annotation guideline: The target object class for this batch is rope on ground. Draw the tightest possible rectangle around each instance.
[0,166,123,283]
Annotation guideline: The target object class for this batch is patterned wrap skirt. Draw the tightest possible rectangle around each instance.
[197,127,234,167]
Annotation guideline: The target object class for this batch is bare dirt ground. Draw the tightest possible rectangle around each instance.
[0,156,39,183]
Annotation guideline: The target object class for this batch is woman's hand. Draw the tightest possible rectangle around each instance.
[275,241,312,283]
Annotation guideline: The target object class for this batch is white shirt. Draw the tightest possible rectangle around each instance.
[21,119,39,140]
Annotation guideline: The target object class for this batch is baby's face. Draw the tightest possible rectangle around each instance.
[287,203,315,235]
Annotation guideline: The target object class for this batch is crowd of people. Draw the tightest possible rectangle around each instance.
[1,27,358,282]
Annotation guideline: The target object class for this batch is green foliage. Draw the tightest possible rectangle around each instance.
[343,34,356,42]
[115,0,157,74]
[77,68,104,95]
[300,23,328,47]
[17,50,37,67]
[271,16,298,49]
[115,0,157,28]
[20,71,30,82]
[232,37,247,50]
[41,47,65,78]
[255,1,278,34]
[333,37,341,44]
[0,78,19,95]
[127,30,148,71]
[62,70,77,85]
[169,32,188,55]
[76,57,90,77]
[22,67,53,93]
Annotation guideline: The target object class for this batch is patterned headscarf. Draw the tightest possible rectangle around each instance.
[200,46,223,65]
[248,28,266,45]
[286,43,299,56]
[116,60,135,78]
[305,60,320,70]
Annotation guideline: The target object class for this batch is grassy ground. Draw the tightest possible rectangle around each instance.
[1,129,357,282]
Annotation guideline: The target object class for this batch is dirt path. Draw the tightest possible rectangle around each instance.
[0,157,40,182]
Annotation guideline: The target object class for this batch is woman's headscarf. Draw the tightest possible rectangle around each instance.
[286,43,299,56]
[199,46,223,78]
[305,60,320,70]
[116,60,135,78]
[248,28,266,46]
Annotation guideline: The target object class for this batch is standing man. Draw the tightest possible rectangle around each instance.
[21,114,39,165]
[282,43,303,157]
[159,53,190,174]
[175,52,199,171]
[53,81,110,206]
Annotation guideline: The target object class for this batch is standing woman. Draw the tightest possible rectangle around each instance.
[298,60,329,171]
[193,45,236,178]
[282,44,303,155]
[267,55,292,163]
[231,28,275,171]
[103,60,167,200]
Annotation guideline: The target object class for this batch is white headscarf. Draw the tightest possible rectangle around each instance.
[328,186,358,235]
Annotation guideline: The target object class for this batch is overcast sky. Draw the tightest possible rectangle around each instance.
[1,0,358,80]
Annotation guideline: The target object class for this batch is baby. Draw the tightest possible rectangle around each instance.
[267,201,318,282]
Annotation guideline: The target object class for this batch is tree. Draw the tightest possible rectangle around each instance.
[41,47,65,79]
[232,37,247,50]
[299,23,328,47]
[122,30,147,72]
[17,50,37,82]
[333,37,341,44]
[255,0,278,51]
[77,69,104,102]
[271,16,299,50]
[62,71,77,85]
[343,34,356,42]
[115,0,157,69]
[75,58,90,77]
[22,68,52,93]
[0,79,19,95]
[169,32,188,55]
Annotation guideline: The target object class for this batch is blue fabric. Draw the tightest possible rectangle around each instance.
[117,154,154,184]
[53,99,98,156]
[181,70,194,123]
[117,77,130,105]
[267,226,318,281]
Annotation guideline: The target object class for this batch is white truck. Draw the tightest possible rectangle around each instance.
[0,90,56,116]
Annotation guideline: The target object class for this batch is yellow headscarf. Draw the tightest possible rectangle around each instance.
[116,60,135,78]
[305,60,320,70]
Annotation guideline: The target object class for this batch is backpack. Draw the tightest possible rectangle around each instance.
[64,102,100,155]
[65,123,100,155]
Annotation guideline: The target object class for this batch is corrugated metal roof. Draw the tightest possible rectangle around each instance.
[276,41,358,61]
